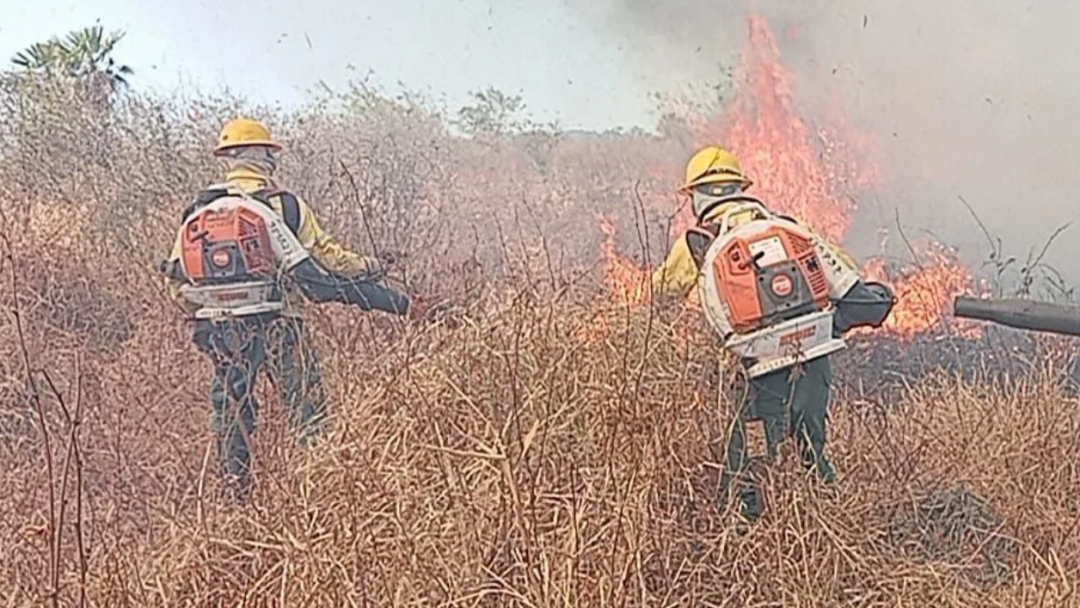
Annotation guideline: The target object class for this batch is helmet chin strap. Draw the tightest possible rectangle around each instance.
[222,158,276,176]
[691,183,744,217]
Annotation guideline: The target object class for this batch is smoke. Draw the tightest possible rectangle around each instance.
[585,0,1080,287]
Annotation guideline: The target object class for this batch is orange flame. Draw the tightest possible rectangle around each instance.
[598,214,650,307]
[708,15,871,246]
[862,243,986,338]
[594,12,980,343]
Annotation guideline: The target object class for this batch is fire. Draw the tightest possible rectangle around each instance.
[708,15,871,246]
[598,214,650,306]
[593,12,979,344]
[862,243,986,339]
[572,214,645,345]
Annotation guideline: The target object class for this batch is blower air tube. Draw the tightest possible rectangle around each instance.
[291,259,411,315]
[954,296,1080,337]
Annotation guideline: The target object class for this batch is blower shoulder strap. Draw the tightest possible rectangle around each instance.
[179,184,302,238]
[180,186,231,222]
[686,222,720,271]
[251,187,302,236]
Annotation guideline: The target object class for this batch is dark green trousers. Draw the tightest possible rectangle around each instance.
[192,315,328,503]
[718,356,835,520]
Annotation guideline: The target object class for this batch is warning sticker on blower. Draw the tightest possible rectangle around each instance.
[749,236,787,266]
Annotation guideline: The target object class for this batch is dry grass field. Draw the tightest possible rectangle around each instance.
[3,15,1080,608]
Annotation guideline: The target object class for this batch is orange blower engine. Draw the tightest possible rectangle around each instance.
[172,187,311,320]
[165,186,414,320]
[182,205,277,281]
[685,196,858,378]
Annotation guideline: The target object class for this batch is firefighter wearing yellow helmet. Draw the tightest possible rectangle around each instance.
[214,117,283,152]
[161,117,424,503]
[649,145,894,523]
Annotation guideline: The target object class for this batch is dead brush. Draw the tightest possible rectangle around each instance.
[884,483,1018,587]
[14,284,1071,607]
[4,69,1080,608]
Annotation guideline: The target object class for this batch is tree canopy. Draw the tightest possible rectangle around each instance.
[12,25,133,92]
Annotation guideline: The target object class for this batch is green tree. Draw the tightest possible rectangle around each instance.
[4,25,134,189]
[12,25,133,94]
[454,86,531,137]
[453,86,563,173]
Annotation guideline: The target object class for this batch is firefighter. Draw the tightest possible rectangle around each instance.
[163,117,421,503]
[649,145,892,522]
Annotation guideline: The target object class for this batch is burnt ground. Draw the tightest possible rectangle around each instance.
[833,326,1080,401]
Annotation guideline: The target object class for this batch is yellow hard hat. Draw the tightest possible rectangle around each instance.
[679,145,753,193]
[213,117,282,155]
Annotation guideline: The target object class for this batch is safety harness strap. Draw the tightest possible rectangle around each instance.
[684,201,800,272]
[253,188,302,236]
[686,224,719,271]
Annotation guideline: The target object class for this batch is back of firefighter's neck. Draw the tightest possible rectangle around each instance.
[224,168,275,190]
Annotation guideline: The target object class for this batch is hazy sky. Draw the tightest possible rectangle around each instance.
[9,0,1080,279]
[0,0,702,130]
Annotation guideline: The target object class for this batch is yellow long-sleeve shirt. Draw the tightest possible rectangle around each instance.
[649,234,699,298]
[648,202,860,300]
[165,169,381,314]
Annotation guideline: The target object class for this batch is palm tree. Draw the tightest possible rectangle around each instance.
[12,25,133,93]
[8,26,134,168]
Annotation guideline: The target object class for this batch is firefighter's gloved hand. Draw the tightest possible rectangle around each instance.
[405,296,425,320]
[360,259,389,282]
[407,296,459,327]
[361,250,406,282]
[377,250,406,270]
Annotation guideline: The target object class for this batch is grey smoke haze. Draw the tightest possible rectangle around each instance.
[584,0,1080,286]
[8,0,1075,284]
